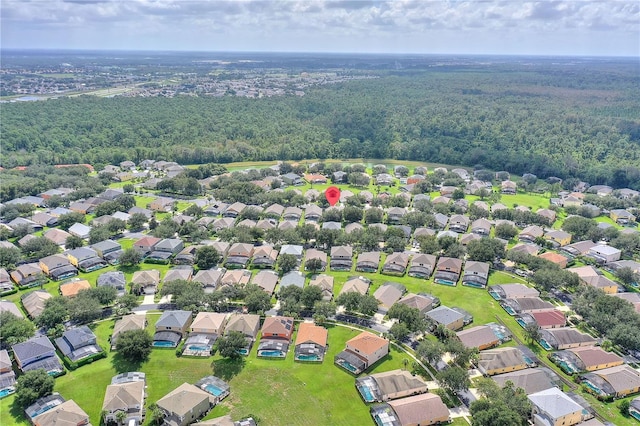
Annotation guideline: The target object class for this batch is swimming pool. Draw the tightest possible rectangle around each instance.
[630,411,640,421]
[489,291,501,300]
[516,318,527,328]
[583,381,603,395]
[153,340,176,348]
[0,388,15,398]
[204,384,225,397]
[435,279,456,286]
[503,305,516,315]
[188,345,210,351]
[538,339,553,350]
[237,348,249,356]
[358,385,375,402]
[297,354,320,361]
[463,281,485,288]
[338,360,359,373]
[259,350,285,357]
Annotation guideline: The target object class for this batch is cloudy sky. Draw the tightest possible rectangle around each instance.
[1,0,638,56]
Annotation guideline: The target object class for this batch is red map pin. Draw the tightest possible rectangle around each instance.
[325,186,341,206]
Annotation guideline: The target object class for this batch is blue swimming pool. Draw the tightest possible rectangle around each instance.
[630,410,640,421]
[583,381,603,395]
[153,340,176,348]
[188,345,209,351]
[297,354,320,361]
[489,291,500,300]
[435,279,456,286]
[516,318,527,328]
[559,360,578,374]
[204,384,225,397]
[0,388,15,398]
[538,339,553,350]
[503,305,516,315]
[358,386,375,402]
[238,348,249,355]
[338,360,359,373]
[464,281,485,288]
[260,350,285,357]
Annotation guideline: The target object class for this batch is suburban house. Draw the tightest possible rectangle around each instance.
[280,244,304,262]
[212,217,235,231]
[407,253,437,279]
[449,214,470,233]
[425,306,465,331]
[0,300,23,318]
[335,331,389,375]
[537,208,557,224]
[305,248,328,271]
[356,369,427,402]
[91,239,123,264]
[434,257,463,286]
[220,269,252,288]
[154,310,193,347]
[31,399,90,426]
[519,225,544,243]
[163,266,193,283]
[133,236,161,257]
[381,252,409,276]
[373,282,406,313]
[39,254,78,280]
[294,322,328,362]
[0,349,16,393]
[102,376,146,426]
[0,268,13,293]
[55,325,103,362]
[282,173,302,186]
[251,270,279,295]
[184,312,228,356]
[304,204,323,221]
[111,315,147,350]
[68,223,92,239]
[561,240,597,257]
[152,238,184,257]
[570,265,620,294]
[149,196,174,212]
[518,309,566,329]
[43,228,72,246]
[131,269,160,295]
[330,246,353,271]
[251,245,278,268]
[225,314,261,354]
[471,218,491,235]
[370,393,449,426]
[462,261,490,288]
[501,180,517,194]
[386,207,407,224]
[580,365,640,399]
[456,325,500,351]
[258,316,295,358]
[21,290,52,318]
[264,203,285,218]
[477,347,529,376]
[31,212,59,227]
[528,387,592,426]
[610,209,636,225]
[12,336,64,375]
[192,268,225,293]
[539,327,597,350]
[309,274,334,301]
[278,271,305,291]
[66,247,106,272]
[537,252,568,269]
[544,229,572,247]
[502,297,554,315]
[156,383,215,426]
[493,368,562,395]
[489,284,539,300]
[586,244,622,264]
[339,276,371,296]
[225,243,254,268]
[59,279,91,297]
[550,346,623,374]
[395,293,437,315]
[283,206,303,221]
[630,397,640,420]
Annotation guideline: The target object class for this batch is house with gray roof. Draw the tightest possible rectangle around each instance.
[382,252,409,276]
[97,271,126,296]
[31,399,90,426]
[279,271,305,290]
[309,274,334,301]
[373,282,406,313]
[528,387,592,426]
[493,368,561,395]
[0,300,23,319]
[68,223,92,239]
[539,327,597,350]
[580,365,640,399]
[157,383,215,426]
[478,347,529,376]
[339,276,371,297]
[131,269,160,295]
[356,251,381,273]
[330,246,353,271]
[193,268,226,293]
[462,261,490,288]
[164,266,193,283]
[12,336,64,375]
[489,284,539,300]
[0,268,12,293]
[11,263,47,288]
[55,325,103,363]
[356,369,428,402]
[425,306,465,331]
[407,253,436,279]
[91,239,123,264]
[471,218,491,236]
[0,349,16,392]
[434,257,463,286]
[395,293,437,315]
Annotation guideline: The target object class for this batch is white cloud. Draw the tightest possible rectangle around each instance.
[1,0,638,55]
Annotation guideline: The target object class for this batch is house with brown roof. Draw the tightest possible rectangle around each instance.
[570,265,620,294]
[0,268,13,293]
[489,283,540,300]
[257,316,295,358]
[471,218,491,236]
[220,269,252,288]
[111,315,147,350]
[225,243,254,268]
[283,206,303,221]
[251,270,279,295]
[191,312,228,336]
[434,257,463,286]
[501,180,517,194]
[540,327,597,350]
[39,254,78,281]
[502,297,554,315]
[518,309,566,329]
[462,261,490,289]
[456,325,500,351]
[149,196,175,212]
[537,251,568,269]
[330,246,353,271]
[102,377,146,426]
[59,279,91,297]
[355,251,380,273]
[133,236,161,256]
[21,290,52,319]
[544,229,572,247]
[356,369,428,403]
[156,383,215,426]
[251,245,278,268]
[339,276,371,297]
[382,252,409,276]
[225,314,261,354]
[382,393,450,426]
[305,248,327,271]
[478,347,529,376]
[519,225,544,243]
[550,346,623,374]
[610,209,636,225]
[407,253,436,279]
[309,274,334,301]
[335,331,389,374]
[32,399,90,426]
[395,293,437,315]
[131,269,160,295]
[294,322,328,362]
[492,368,562,395]
[373,282,406,313]
[581,365,640,399]
[11,262,47,288]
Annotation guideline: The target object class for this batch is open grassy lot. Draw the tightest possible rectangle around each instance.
[0,317,415,426]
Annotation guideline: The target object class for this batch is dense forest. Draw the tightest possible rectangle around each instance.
[2,59,639,188]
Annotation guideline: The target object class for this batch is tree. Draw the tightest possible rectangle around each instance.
[301,285,323,309]
[195,246,220,270]
[619,399,630,416]
[218,331,247,359]
[523,323,542,345]
[365,208,384,224]
[305,258,323,273]
[416,339,445,365]
[123,183,135,193]
[245,287,272,313]
[21,237,59,259]
[531,268,579,292]
[107,218,127,235]
[494,223,518,240]
[313,301,336,323]
[466,238,505,262]
[14,369,55,407]
[86,285,118,305]
[0,246,21,269]
[37,296,69,329]
[65,235,85,250]
[116,329,153,363]
[0,311,35,346]
[336,292,361,312]
[89,225,112,244]
[119,248,142,267]
[342,206,363,223]
[128,212,147,231]
[616,266,639,287]
[417,235,440,254]
[277,253,298,273]
[57,212,86,231]
[436,365,470,393]
[451,188,465,200]
[68,293,103,324]
[387,304,425,332]
[470,379,531,426]
[389,322,410,341]
[359,295,380,316]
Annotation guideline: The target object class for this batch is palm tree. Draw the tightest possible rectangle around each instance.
[115,410,127,425]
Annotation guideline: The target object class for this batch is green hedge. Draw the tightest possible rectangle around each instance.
[60,351,107,371]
